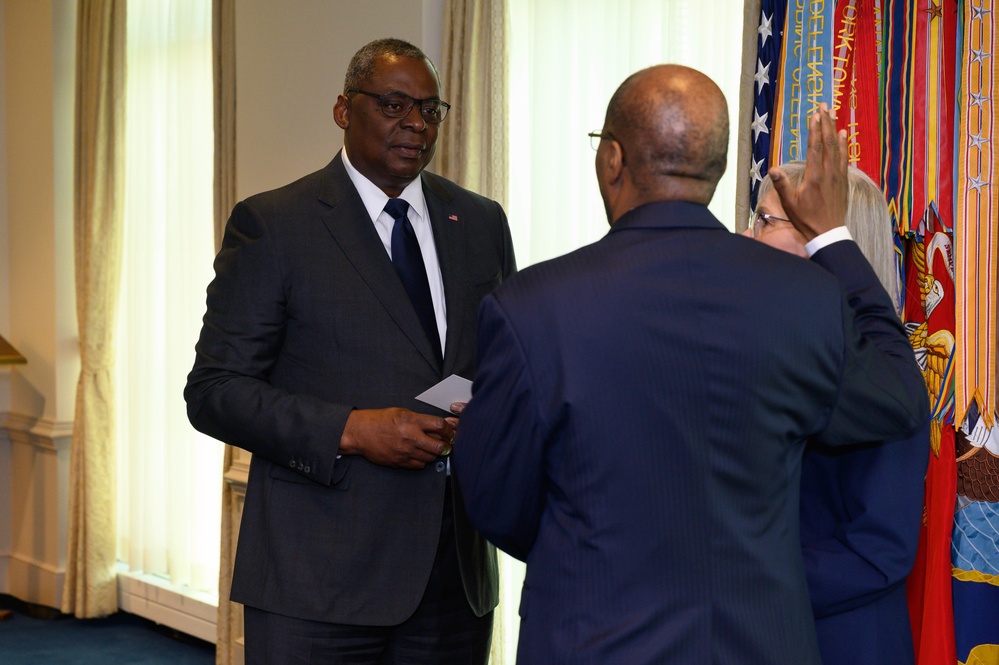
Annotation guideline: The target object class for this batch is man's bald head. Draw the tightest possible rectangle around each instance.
[602,65,728,207]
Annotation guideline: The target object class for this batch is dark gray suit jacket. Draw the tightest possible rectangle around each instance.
[453,201,929,664]
[185,152,515,624]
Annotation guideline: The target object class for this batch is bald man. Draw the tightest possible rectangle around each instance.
[451,65,928,663]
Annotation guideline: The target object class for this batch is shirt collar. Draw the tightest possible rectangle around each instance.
[341,147,429,223]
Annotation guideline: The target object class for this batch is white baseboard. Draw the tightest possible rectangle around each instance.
[3,552,65,608]
[116,569,218,644]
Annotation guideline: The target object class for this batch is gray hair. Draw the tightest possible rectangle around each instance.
[757,162,901,313]
[343,38,439,93]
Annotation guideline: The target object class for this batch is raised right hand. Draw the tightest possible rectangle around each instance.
[769,103,848,242]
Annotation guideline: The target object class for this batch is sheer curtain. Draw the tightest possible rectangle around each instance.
[115,0,221,594]
[508,0,745,267]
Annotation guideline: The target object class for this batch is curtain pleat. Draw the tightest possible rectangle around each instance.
[439,0,508,207]
[63,0,126,619]
[213,0,236,252]
[213,0,238,661]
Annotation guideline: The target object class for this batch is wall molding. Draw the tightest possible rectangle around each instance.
[3,412,74,449]
[1,411,72,609]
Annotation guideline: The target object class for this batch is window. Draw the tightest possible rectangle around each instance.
[116,0,221,599]
[508,0,744,267]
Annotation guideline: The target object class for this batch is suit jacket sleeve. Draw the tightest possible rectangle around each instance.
[452,292,546,561]
[809,240,930,445]
[800,422,929,617]
[801,239,930,616]
[184,199,352,487]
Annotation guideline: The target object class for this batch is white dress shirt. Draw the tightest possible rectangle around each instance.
[341,148,447,358]
[805,225,854,257]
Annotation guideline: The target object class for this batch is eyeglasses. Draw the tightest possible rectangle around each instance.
[588,130,616,151]
[347,89,451,124]
[749,211,791,237]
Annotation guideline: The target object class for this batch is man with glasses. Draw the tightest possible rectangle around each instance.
[452,65,927,664]
[186,38,514,663]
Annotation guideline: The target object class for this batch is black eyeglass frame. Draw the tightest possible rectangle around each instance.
[749,211,792,237]
[347,89,452,124]
[587,130,617,151]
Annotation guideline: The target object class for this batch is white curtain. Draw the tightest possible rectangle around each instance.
[508,0,745,267]
[497,3,744,662]
[116,0,221,595]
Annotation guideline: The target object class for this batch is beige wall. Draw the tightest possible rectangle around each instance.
[1,0,77,609]
[3,0,77,425]
[236,0,443,199]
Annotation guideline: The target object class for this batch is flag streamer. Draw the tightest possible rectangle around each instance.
[747,1,999,662]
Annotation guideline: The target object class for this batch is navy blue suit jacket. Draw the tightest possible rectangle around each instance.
[186,153,515,624]
[799,429,927,665]
[453,201,929,664]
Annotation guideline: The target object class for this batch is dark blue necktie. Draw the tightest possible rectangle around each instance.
[385,198,442,366]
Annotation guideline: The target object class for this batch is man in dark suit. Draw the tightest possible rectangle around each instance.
[185,38,514,663]
[450,65,929,664]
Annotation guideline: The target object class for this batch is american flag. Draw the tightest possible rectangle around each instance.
[749,0,785,211]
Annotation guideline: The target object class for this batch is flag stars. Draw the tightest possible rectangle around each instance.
[968,132,989,151]
[758,11,774,47]
[749,157,765,186]
[971,1,992,20]
[752,109,770,143]
[755,59,771,94]
[969,174,989,192]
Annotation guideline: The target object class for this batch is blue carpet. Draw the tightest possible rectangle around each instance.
[0,607,215,664]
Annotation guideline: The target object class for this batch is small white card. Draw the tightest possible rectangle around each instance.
[416,374,473,412]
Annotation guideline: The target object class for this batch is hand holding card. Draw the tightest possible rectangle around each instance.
[415,374,472,413]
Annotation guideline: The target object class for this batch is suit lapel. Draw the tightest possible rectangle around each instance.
[317,154,441,372]
[423,173,467,378]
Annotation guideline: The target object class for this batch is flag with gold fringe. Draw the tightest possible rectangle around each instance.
[749,0,786,209]
[950,0,999,663]
[748,1,999,663]
[831,0,883,180]
[900,207,958,665]
[883,0,960,662]
[771,0,836,166]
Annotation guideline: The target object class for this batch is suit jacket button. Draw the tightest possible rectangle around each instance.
[297,462,304,471]
[434,461,446,473]
[304,466,311,473]
[289,460,296,468]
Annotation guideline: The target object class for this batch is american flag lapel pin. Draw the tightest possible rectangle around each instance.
[448,214,459,221]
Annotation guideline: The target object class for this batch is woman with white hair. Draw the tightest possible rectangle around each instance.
[748,163,929,665]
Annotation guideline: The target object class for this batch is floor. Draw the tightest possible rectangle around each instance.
[0,598,215,665]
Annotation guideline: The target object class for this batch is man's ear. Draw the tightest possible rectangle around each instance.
[333,94,350,130]
[605,139,625,185]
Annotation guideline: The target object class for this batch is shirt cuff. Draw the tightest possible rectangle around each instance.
[804,226,854,257]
